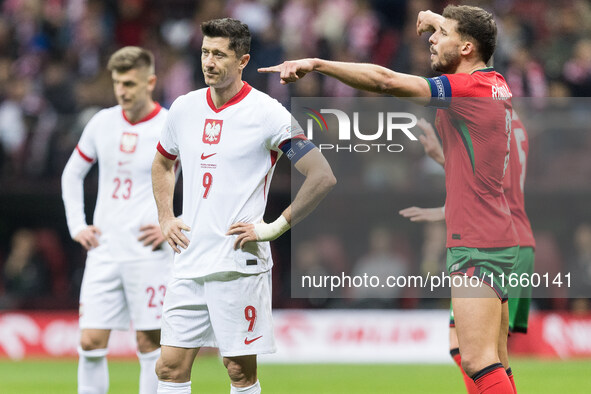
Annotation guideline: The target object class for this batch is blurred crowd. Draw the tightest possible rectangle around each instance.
[0,0,591,311]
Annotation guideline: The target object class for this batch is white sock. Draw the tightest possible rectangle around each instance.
[230,380,261,394]
[138,348,161,394]
[157,381,191,393]
[78,346,109,394]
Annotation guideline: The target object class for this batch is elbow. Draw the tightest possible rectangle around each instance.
[321,170,337,192]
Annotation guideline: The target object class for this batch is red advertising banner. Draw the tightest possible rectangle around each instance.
[0,312,136,359]
[509,312,591,358]
[2,310,590,361]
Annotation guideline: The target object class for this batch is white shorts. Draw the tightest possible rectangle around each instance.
[160,271,276,357]
[79,255,171,331]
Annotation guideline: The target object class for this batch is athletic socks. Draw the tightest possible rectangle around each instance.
[138,348,161,394]
[77,346,109,394]
[506,367,517,393]
[473,363,514,394]
[450,348,478,394]
[156,380,261,393]
[230,380,261,394]
[157,381,191,393]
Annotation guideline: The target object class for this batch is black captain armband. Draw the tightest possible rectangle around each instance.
[279,136,315,163]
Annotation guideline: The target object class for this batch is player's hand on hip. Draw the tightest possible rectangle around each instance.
[399,206,445,222]
[74,226,102,250]
[160,217,191,254]
[258,59,315,85]
[227,222,258,250]
[138,224,166,251]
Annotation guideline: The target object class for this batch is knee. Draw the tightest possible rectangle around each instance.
[225,360,246,383]
[460,356,480,378]
[460,352,498,378]
[224,357,256,386]
[80,333,108,351]
[136,330,160,353]
[156,355,189,382]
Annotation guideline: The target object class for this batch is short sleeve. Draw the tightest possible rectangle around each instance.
[263,98,302,152]
[425,73,474,108]
[158,99,180,160]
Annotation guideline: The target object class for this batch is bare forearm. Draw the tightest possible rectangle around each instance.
[288,166,336,227]
[152,156,176,222]
[312,59,430,98]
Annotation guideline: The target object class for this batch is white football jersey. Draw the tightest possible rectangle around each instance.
[62,104,170,262]
[158,83,294,278]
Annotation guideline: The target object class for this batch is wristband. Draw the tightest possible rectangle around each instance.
[253,215,291,241]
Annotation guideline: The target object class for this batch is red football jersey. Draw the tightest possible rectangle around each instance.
[503,112,535,248]
[426,68,519,248]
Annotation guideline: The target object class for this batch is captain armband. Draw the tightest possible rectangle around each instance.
[279,136,315,163]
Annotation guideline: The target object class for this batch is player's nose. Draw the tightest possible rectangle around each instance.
[203,54,215,68]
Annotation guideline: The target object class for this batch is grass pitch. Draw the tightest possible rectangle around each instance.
[1,357,590,393]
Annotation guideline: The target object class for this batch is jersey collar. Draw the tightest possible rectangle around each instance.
[471,67,495,74]
[122,102,162,125]
[206,82,252,113]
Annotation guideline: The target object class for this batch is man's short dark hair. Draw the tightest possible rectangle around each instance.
[443,5,497,64]
[201,18,251,56]
[107,46,154,74]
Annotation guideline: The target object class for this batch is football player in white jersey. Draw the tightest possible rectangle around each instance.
[62,47,173,394]
[151,18,336,394]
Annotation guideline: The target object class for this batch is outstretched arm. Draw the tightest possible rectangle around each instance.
[259,58,431,100]
[227,148,336,249]
[152,151,190,253]
[257,10,445,100]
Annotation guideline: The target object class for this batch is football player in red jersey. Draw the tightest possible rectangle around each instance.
[400,114,535,393]
[261,6,518,393]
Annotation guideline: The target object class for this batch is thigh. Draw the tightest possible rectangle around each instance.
[160,277,217,349]
[121,258,171,331]
[79,257,129,330]
[206,271,276,357]
[452,283,502,369]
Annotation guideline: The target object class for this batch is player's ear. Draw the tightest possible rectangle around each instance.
[460,41,475,57]
[147,74,157,92]
[238,53,250,70]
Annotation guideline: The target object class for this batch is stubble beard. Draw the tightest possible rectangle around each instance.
[431,49,462,74]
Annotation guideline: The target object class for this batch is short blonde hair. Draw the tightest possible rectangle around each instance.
[107,46,155,74]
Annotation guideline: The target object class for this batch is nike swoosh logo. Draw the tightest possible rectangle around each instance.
[201,153,217,160]
[244,335,263,345]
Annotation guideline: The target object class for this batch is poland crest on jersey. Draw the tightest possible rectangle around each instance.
[120,132,138,153]
[203,119,223,145]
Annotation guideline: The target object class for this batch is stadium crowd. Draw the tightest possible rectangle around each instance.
[1,0,590,311]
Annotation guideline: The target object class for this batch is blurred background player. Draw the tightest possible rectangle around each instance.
[400,113,536,393]
[151,18,335,394]
[61,46,173,394]
[261,5,519,393]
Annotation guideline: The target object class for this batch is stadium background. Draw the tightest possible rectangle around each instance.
[0,0,590,392]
